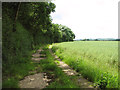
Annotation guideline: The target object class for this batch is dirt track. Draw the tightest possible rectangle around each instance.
[19,47,97,89]
[19,49,50,89]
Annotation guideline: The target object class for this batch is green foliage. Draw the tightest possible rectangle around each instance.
[60,25,75,41]
[2,19,32,66]
[51,24,62,42]
[52,41,118,88]
[2,60,36,88]
[52,24,75,42]
[96,72,118,88]
[2,77,19,88]
[2,2,76,88]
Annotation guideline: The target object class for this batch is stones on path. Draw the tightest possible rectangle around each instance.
[43,72,55,84]
[37,49,44,53]
[32,53,41,57]
[43,73,53,84]
[40,54,46,56]
[32,49,46,63]
[55,60,77,76]
[32,57,45,62]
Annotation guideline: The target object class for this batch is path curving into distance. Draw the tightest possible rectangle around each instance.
[19,46,97,89]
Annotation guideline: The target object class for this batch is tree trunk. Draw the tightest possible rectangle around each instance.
[13,2,21,32]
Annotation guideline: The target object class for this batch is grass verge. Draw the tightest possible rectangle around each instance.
[52,42,118,89]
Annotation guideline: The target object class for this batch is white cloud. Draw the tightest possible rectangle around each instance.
[51,0,119,39]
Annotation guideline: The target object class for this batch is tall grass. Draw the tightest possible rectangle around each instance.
[52,41,118,88]
[2,14,36,88]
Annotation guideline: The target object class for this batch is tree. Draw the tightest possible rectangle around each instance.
[60,25,75,41]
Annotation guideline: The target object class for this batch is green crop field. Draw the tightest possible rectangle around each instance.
[52,41,119,88]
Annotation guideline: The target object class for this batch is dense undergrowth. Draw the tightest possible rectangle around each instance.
[2,44,38,88]
[2,14,34,88]
[2,12,50,88]
[52,42,118,89]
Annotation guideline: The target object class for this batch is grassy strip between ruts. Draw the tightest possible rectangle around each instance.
[39,45,79,88]
[51,42,118,89]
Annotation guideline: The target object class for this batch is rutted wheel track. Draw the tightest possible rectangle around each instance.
[19,47,98,89]
[19,49,52,89]
[49,46,97,89]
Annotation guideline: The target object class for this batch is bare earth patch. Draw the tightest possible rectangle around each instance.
[32,53,41,57]
[37,49,44,53]
[19,49,50,89]
[31,57,45,62]
[31,49,46,63]
[19,73,48,89]
[55,60,77,76]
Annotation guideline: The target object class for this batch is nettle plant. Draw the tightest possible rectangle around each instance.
[96,72,118,89]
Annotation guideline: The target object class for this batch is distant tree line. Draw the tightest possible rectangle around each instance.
[79,39,120,41]
[51,24,75,42]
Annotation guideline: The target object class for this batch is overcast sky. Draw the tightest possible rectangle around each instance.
[51,0,119,39]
